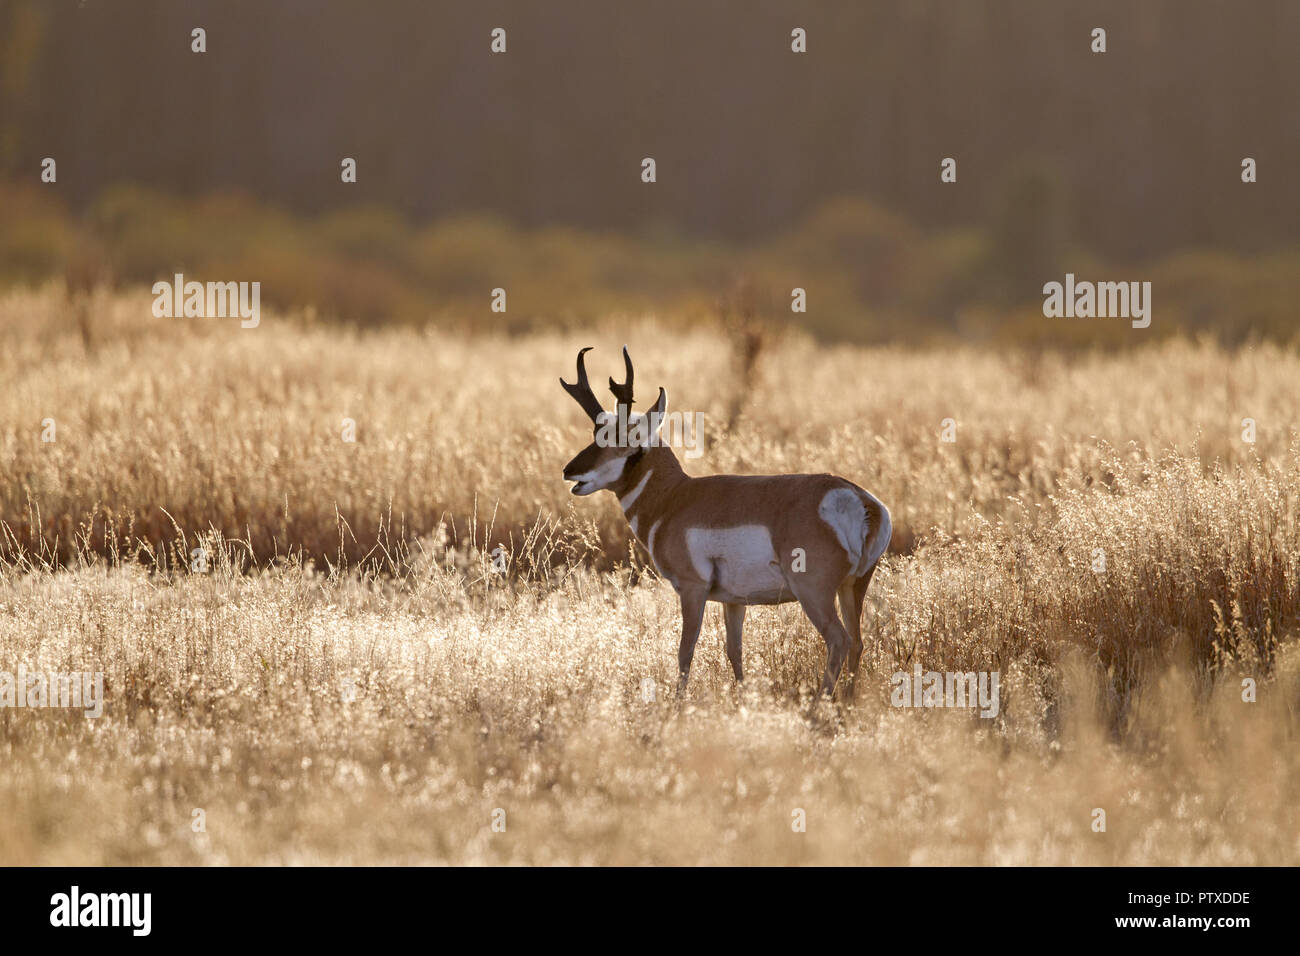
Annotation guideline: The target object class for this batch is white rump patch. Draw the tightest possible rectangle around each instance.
[818,488,869,575]
[685,525,786,601]
[866,501,891,568]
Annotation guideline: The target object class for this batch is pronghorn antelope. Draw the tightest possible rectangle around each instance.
[561,347,891,699]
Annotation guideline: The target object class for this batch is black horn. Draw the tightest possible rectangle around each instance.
[608,345,634,411]
[560,347,606,422]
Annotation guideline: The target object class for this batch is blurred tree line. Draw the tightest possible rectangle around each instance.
[1,0,1297,344]
[4,180,1297,346]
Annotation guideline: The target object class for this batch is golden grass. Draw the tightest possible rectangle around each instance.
[1,285,1298,864]
[5,283,1300,567]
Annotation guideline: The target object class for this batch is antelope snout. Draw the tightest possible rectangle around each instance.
[563,444,605,496]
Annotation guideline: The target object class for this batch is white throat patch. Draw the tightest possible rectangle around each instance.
[619,469,653,512]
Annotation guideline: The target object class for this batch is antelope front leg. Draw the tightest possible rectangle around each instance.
[676,587,708,696]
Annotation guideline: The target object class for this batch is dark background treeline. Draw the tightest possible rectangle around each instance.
[1,0,1298,342]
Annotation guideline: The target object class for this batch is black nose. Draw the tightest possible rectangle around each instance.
[564,445,597,479]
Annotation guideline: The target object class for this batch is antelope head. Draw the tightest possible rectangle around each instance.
[560,346,667,496]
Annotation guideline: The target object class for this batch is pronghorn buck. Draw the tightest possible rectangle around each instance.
[561,347,891,699]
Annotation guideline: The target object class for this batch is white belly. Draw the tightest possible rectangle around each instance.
[685,526,789,603]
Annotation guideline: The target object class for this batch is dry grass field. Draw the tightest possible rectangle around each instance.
[2,284,1299,864]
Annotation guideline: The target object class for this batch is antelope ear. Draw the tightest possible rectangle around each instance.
[646,387,667,436]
